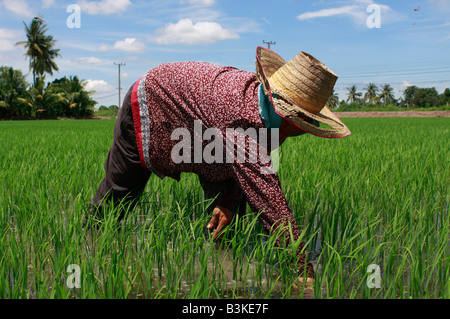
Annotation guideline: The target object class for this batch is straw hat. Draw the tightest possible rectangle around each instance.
[255,46,351,138]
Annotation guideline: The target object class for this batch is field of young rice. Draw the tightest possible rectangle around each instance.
[0,117,448,299]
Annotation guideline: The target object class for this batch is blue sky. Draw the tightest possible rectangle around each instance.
[1,0,449,107]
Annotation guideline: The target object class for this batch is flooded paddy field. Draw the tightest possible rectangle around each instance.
[0,118,449,299]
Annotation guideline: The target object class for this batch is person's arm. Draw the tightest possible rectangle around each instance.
[231,160,314,278]
[226,129,315,279]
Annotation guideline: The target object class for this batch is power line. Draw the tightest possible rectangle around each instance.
[95,92,118,100]
[339,68,450,79]
[263,40,276,49]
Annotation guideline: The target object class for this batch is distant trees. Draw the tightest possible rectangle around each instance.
[403,86,440,108]
[96,105,119,117]
[440,88,450,106]
[346,85,362,104]
[0,67,97,119]
[364,83,378,104]
[16,76,65,118]
[51,76,96,117]
[0,66,29,117]
[379,84,395,106]
[0,19,98,119]
[326,89,339,109]
[339,83,448,110]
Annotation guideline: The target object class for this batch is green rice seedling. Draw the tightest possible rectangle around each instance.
[0,117,448,299]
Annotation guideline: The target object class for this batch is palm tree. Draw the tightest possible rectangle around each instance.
[326,89,339,109]
[0,66,29,117]
[16,19,61,86]
[17,76,66,118]
[51,76,97,117]
[346,85,362,104]
[364,83,378,104]
[379,84,396,106]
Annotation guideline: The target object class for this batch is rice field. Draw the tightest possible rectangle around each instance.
[0,117,448,299]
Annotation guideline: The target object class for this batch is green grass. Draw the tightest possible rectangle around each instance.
[0,117,448,299]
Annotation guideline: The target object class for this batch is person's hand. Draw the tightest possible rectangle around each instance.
[206,206,233,240]
[295,276,313,290]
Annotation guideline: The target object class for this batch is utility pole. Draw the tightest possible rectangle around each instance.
[263,40,276,49]
[114,62,126,108]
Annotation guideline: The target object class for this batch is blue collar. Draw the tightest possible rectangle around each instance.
[258,84,282,129]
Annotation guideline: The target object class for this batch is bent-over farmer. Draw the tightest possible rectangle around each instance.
[90,47,351,281]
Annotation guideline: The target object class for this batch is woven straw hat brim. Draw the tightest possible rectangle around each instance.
[255,47,351,138]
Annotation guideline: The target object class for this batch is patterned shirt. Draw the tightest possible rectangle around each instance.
[130,61,313,276]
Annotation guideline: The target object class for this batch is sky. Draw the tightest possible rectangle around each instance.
[1,0,449,107]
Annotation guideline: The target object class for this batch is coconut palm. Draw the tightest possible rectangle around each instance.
[326,89,339,109]
[379,84,396,106]
[16,19,61,86]
[364,83,378,104]
[17,76,66,118]
[51,76,97,117]
[346,85,362,104]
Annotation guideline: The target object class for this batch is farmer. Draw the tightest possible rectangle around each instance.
[90,47,351,281]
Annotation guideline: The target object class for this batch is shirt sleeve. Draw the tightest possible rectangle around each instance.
[226,129,315,278]
[199,177,245,213]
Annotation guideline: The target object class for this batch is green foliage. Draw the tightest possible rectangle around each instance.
[0,118,448,299]
[338,84,448,111]
[0,66,30,117]
[94,105,119,118]
[1,19,97,119]
[15,19,60,85]
[0,71,97,119]
[49,76,96,117]
[402,85,441,108]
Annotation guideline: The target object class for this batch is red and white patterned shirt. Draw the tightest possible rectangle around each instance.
[130,61,305,260]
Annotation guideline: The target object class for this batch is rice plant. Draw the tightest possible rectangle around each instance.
[0,117,448,299]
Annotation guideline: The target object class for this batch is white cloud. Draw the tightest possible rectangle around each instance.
[0,40,15,52]
[2,0,34,17]
[429,0,450,8]
[149,18,239,45]
[42,0,54,8]
[97,43,111,52]
[76,0,131,15]
[83,79,114,93]
[0,28,23,39]
[71,57,105,64]
[0,28,23,52]
[298,5,359,20]
[187,0,216,6]
[297,1,398,27]
[113,38,146,53]
[400,80,413,90]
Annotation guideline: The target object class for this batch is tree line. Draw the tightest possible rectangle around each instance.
[0,19,96,119]
[327,83,450,110]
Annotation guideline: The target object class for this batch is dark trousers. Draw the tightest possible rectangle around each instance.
[92,84,151,219]
[92,84,246,220]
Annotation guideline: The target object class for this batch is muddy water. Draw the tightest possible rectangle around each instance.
[19,225,324,299]
[130,240,324,299]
